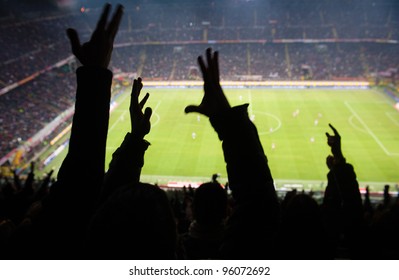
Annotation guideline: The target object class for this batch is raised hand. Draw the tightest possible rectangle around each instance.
[66,3,123,68]
[325,123,345,167]
[129,77,152,138]
[325,123,343,157]
[185,48,230,117]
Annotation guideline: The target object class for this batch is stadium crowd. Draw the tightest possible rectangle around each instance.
[1,0,399,85]
[1,3,399,261]
[2,1,399,157]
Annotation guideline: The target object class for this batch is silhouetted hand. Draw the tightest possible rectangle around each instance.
[129,77,152,138]
[66,3,123,68]
[185,48,230,117]
[325,123,343,160]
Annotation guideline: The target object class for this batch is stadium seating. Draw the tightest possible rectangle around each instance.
[1,0,399,261]
[1,0,399,165]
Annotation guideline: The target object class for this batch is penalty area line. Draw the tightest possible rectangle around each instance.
[345,101,399,156]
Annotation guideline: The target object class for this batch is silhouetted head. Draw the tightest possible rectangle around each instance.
[284,193,321,226]
[279,193,332,259]
[193,182,227,227]
[88,182,177,259]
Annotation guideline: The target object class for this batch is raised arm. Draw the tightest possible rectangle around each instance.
[323,124,364,258]
[100,78,152,201]
[53,4,123,202]
[185,48,280,259]
[33,4,124,258]
[186,48,277,202]
[325,123,344,164]
[324,124,362,207]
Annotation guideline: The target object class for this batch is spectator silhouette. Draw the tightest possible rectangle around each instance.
[181,182,227,259]
[2,3,397,260]
[87,77,177,260]
[383,184,392,208]
[278,191,333,259]
[185,48,280,259]
[4,3,124,259]
[321,124,365,259]
[363,186,374,225]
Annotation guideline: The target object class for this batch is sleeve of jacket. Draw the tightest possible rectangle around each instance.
[210,104,278,207]
[51,66,112,207]
[322,161,365,258]
[209,104,280,259]
[100,133,150,202]
[328,162,363,222]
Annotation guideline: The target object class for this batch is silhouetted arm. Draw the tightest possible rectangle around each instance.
[323,124,364,258]
[186,48,278,206]
[185,48,280,259]
[51,4,123,207]
[101,78,152,201]
[324,124,362,214]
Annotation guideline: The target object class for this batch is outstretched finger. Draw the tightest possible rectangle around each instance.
[212,51,220,83]
[108,4,124,40]
[197,55,207,80]
[328,123,340,137]
[130,79,140,109]
[95,3,111,32]
[137,77,143,92]
[206,48,212,70]
[144,107,152,120]
[185,105,202,114]
[66,28,81,57]
[131,77,143,95]
[139,93,150,109]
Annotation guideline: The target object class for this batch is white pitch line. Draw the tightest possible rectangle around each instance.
[152,100,162,114]
[255,111,282,135]
[348,115,367,133]
[108,92,131,133]
[345,101,399,156]
[150,101,162,128]
[108,111,128,133]
[108,96,161,133]
[115,90,130,105]
[386,112,399,127]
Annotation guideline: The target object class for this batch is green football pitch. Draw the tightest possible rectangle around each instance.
[42,87,399,191]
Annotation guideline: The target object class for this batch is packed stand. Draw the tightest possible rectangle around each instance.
[1,0,399,167]
[1,4,399,261]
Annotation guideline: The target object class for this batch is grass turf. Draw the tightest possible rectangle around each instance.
[42,87,399,190]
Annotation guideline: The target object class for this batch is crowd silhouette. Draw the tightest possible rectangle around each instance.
[1,3,399,260]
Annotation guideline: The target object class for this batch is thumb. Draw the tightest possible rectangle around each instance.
[144,107,152,120]
[185,105,202,114]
